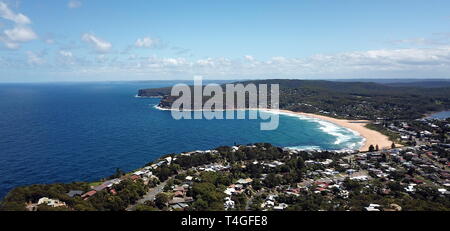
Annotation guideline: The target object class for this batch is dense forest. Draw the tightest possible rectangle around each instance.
[138,79,450,120]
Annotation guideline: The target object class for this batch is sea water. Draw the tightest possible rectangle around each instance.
[0,81,363,198]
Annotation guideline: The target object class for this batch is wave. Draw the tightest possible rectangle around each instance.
[285,145,322,151]
[153,105,172,111]
[284,145,358,153]
[151,106,365,151]
[257,110,364,150]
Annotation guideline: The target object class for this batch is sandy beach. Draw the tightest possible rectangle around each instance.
[265,109,394,152]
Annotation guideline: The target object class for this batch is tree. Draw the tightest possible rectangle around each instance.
[391,142,396,149]
[343,178,361,191]
[192,182,224,206]
[375,145,379,151]
[251,179,263,191]
[263,173,281,188]
[135,204,159,211]
[156,166,172,181]
[155,193,170,209]
[191,198,208,211]
[109,168,125,179]
[368,145,375,152]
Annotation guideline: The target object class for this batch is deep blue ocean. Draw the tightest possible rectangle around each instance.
[0,81,363,199]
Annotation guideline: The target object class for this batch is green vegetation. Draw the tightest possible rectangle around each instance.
[365,123,402,143]
[0,179,147,211]
[1,141,448,211]
[138,79,450,120]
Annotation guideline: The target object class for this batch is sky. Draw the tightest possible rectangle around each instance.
[0,0,450,82]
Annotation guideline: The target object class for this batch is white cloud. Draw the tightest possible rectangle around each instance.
[4,26,37,42]
[45,39,55,44]
[0,36,18,49]
[26,51,45,65]
[196,58,215,67]
[389,33,450,47]
[120,47,450,78]
[0,2,31,25]
[82,33,112,53]
[135,37,159,48]
[5,46,450,79]
[68,0,82,9]
[59,50,73,57]
[244,55,255,62]
[0,2,37,49]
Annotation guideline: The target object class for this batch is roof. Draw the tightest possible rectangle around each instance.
[173,186,185,192]
[236,178,253,184]
[130,175,141,180]
[82,190,97,198]
[169,197,187,204]
[174,191,184,197]
[93,185,108,191]
[67,190,84,197]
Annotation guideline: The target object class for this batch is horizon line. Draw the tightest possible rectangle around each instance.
[1,77,450,84]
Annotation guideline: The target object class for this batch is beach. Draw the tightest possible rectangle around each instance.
[155,105,395,152]
[266,109,394,152]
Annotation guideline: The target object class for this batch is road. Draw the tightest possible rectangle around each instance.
[126,180,168,211]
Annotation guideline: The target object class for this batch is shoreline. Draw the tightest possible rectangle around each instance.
[263,109,394,152]
[153,105,394,152]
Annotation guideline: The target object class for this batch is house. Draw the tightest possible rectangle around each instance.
[261,200,275,208]
[174,191,184,197]
[130,175,141,181]
[66,190,84,198]
[339,190,349,199]
[404,184,416,193]
[81,190,97,200]
[224,197,235,210]
[236,178,253,185]
[365,204,381,211]
[350,175,369,181]
[37,197,66,208]
[321,159,333,166]
[173,186,185,192]
[273,203,288,211]
[92,179,121,192]
[171,202,190,210]
[165,156,173,165]
[93,184,109,192]
[224,187,236,196]
[386,204,402,211]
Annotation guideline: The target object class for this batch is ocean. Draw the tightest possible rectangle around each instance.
[0,81,363,199]
[427,111,450,120]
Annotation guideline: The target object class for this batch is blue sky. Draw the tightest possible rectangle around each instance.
[1,0,450,82]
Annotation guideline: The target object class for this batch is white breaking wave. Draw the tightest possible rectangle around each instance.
[153,104,171,111]
[150,105,364,151]
[285,145,322,151]
[257,110,364,151]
